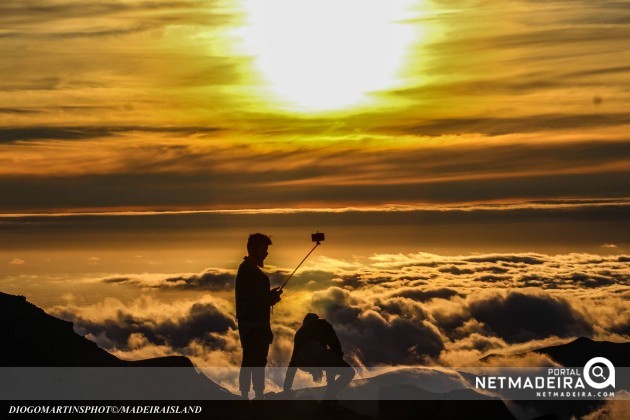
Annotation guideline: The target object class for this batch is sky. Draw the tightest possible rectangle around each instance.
[1,0,629,212]
[1,0,629,395]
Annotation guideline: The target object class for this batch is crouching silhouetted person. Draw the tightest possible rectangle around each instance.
[236,233,282,400]
[283,313,355,400]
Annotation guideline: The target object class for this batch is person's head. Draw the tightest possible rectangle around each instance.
[247,233,272,267]
[303,313,319,325]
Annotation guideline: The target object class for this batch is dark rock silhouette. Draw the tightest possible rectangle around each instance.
[378,386,515,420]
[1,292,121,367]
[480,336,630,367]
[535,337,630,367]
[0,291,231,400]
[1,291,213,369]
[267,366,516,418]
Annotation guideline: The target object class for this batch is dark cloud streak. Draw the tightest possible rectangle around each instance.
[0,126,221,143]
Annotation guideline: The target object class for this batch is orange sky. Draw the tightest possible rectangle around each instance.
[0,0,629,213]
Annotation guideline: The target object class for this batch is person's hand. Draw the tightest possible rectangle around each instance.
[270,287,283,305]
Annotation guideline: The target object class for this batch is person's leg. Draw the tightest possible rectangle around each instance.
[239,330,257,399]
[238,366,252,399]
[322,358,355,399]
[332,364,355,396]
[323,370,338,400]
[249,328,270,399]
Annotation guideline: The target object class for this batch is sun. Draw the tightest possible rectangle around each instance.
[239,0,419,113]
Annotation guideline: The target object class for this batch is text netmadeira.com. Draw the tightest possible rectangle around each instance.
[8,405,203,415]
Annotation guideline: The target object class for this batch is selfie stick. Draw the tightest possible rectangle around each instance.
[279,234,323,291]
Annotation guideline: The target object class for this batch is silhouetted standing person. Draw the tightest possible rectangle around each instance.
[283,313,355,400]
[235,233,282,400]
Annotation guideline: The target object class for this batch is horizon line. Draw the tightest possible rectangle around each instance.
[0,198,629,218]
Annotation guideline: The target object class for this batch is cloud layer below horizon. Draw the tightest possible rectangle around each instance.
[49,251,629,375]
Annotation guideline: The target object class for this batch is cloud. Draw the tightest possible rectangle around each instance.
[388,288,460,302]
[299,252,627,365]
[1,0,629,206]
[1,127,629,210]
[390,114,630,137]
[467,291,593,343]
[0,126,221,144]
[309,287,445,365]
[0,107,42,115]
[0,0,234,38]
[101,268,237,291]
[51,295,236,351]
[50,251,629,371]
[465,255,546,265]
[2,198,629,218]
[438,266,474,275]
[9,258,25,265]
[566,272,617,288]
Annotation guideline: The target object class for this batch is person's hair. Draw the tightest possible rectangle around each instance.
[303,313,319,324]
[247,233,272,254]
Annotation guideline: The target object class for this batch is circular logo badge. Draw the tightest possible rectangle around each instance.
[583,357,615,389]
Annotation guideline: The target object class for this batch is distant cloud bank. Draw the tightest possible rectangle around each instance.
[51,251,629,369]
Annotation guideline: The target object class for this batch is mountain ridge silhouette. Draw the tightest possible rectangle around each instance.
[480,336,630,367]
[1,291,200,369]
[0,291,234,401]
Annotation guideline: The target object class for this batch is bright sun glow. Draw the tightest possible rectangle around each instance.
[240,0,419,112]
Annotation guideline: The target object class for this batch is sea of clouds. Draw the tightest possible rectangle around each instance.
[50,252,629,376]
